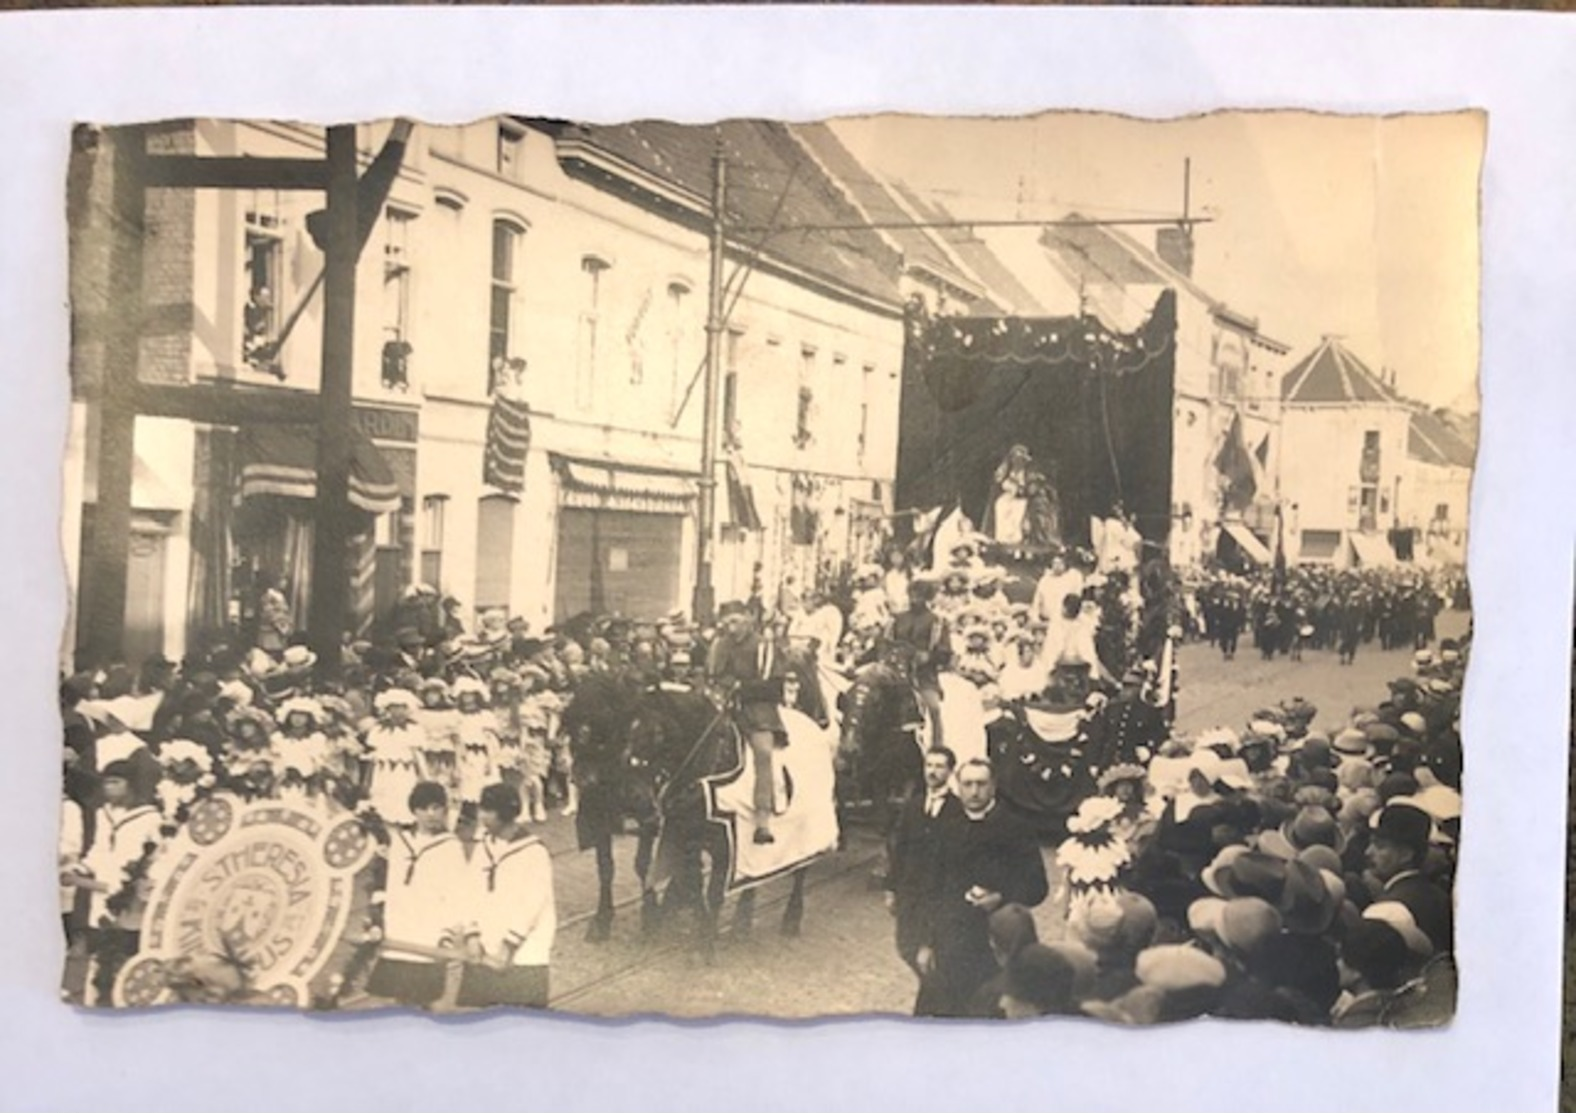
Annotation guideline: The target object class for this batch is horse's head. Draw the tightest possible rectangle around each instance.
[840,660,903,751]
[561,672,641,789]
[625,684,720,817]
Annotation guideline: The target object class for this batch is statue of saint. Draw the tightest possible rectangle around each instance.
[987,444,1060,548]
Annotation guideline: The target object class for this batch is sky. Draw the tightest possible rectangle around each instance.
[831,111,1483,411]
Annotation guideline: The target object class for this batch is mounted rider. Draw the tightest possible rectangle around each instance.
[886,574,953,749]
[706,601,792,846]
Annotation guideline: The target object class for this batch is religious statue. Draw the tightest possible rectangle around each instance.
[986,444,1060,548]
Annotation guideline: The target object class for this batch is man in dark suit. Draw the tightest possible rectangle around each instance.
[924,758,1049,1017]
[1364,801,1453,955]
[707,601,789,845]
[884,746,963,1014]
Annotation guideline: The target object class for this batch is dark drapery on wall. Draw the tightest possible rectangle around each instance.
[895,290,1176,551]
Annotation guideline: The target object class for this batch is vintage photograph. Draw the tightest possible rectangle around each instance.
[57,111,1478,1024]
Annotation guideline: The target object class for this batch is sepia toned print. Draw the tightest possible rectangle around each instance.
[58,112,1478,1023]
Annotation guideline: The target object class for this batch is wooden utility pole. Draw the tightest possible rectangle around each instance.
[306,125,360,681]
[80,126,145,669]
[692,137,726,625]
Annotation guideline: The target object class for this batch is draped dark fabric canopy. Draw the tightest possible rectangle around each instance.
[895,290,1177,551]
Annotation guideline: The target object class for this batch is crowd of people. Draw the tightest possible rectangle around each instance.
[56,521,1465,1027]
[882,627,1465,1027]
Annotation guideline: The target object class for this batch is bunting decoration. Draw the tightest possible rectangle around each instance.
[483,394,531,494]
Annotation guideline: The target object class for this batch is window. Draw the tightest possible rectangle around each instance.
[420,494,447,590]
[1359,485,1379,532]
[795,345,816,449]
[1360,429,1381,483]
[381,208,414,391]
[858,362,875,460]
[243,198,284,377]
[575,256,609,409]
[795,386,814,450]
[722,328,742,448]
[474,494,516,613]
[666,281,691,407]
[1434,502,1450,524]
[497,124,523,179]
[489,220,522,394]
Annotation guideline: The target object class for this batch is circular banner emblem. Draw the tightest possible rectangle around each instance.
[115,796,373,1007]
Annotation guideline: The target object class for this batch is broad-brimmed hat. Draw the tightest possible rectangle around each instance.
[1279,858,1340,934]
[1134,945,1227,992]
[374,688,421,714]
[279,645,317,672]
[278,696,324,726]
[1362,901,1434,958]
[1217,897,1283,957]
[1332,728,1372,757]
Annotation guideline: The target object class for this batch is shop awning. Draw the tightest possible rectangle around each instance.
[1221,521,1272,565]
[553,454,698,514]
[237,425,402,514]
[1348,530,1396,568]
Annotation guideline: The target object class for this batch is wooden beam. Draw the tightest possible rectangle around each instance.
[131,382,320,426]
[143,156,328,191]
[79,128,145,669]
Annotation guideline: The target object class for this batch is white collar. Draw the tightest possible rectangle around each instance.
[962,800,996,821]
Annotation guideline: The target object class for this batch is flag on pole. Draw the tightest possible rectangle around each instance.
[1272,501,1288,588]
[1214,411,1257,512]
[483,394,531,493]
[724,450,762,531]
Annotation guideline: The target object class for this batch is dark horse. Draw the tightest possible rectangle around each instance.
[563,673,806,953]
[836,655,928,868]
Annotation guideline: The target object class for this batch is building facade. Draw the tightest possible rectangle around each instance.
[1277,338,1416,567]
[64,117,925,669]
[65,120,427,670]
[411,118,910,631]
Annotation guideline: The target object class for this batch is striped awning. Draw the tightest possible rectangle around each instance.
[237,425,402,514]
[1221,521,1272,565]
[553,454,697,514]
[1348,530,1396,568]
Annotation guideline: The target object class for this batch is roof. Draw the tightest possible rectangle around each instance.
[1038,213,1288,347]
[790,123,981,301]
[1407,406,1477,469]
[1041,213,1172,288]
[1280,337,1401,404]
[889,185,1049,316]
[534,118,902,309]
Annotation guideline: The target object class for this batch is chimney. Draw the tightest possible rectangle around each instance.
[1156,225,1194,277]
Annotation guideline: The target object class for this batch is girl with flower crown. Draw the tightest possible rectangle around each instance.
[1054,795,1137,937]
[154,739,217,824]
[363,690,428,825]
[414,677,459,793]
[451,677,499,828]
[270,697,330,804]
